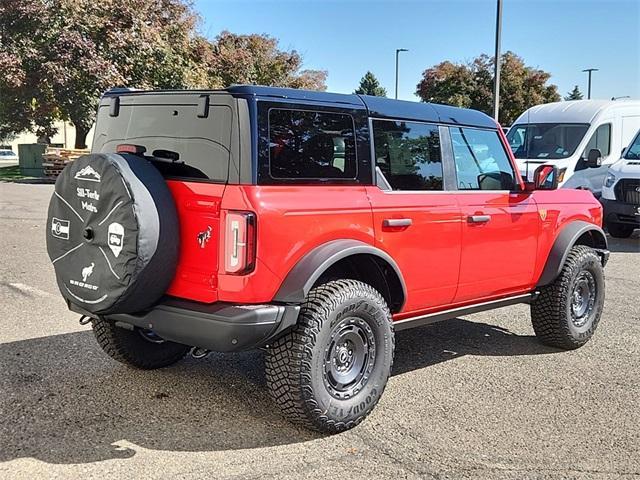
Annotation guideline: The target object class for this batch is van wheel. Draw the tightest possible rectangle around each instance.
[265,279,394,433]
[92,318,190,369]
[606,221,635,238]
[531,245,605,350]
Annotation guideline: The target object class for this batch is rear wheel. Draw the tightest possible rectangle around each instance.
[606,221,635,238]
[265,279,394,433]
[92,318,189,369]
[531,245,605,349]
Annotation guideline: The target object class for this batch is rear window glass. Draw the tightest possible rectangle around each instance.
[373,119,443,191]
[268,109,357,180]
[92,100,232,182]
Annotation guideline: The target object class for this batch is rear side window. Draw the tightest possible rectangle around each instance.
[373,120,443,191]
[92,99,232,182]
[268,109,357,180]
[450,127,516,190]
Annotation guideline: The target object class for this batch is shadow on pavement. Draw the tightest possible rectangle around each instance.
[1,319,556,464]
[606,232,640,253]
[393,318,558,376]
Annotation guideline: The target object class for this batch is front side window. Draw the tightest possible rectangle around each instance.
[583,124,611,157]
[507,123,589,160]
[451,127,516,190]
[373,120,443,191]
[268,109,356,180]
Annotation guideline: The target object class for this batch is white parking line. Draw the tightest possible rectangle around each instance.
[6,282,57,298]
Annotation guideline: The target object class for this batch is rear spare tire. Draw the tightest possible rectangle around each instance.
[46,153,178,315]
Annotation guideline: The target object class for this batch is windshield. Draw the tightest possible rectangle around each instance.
[507,123,589,160]
[624,130,640,159]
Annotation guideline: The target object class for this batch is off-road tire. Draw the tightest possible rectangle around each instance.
[531,245,605,350]
[606,221,635,239]
[265,279,394,433]
[92,318,189,369]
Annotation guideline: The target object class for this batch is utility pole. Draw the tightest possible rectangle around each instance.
[582,68,598,99]
[492,0,503,121]
[395,48,408,100]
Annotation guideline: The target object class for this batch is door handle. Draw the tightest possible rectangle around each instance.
[468,215,491,223]
[383,218,412,228]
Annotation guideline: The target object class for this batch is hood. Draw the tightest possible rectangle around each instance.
[609,158,640,178]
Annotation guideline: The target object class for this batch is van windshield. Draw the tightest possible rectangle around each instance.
[507,123,589,160]
[624,131,640,159]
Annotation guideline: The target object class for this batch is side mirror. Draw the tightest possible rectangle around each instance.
[586,148,602,168]
[528,164,559,190]
[621,147,627,157]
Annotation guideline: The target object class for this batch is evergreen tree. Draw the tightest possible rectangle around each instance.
[355,71,387,97]
[565,85,584,100]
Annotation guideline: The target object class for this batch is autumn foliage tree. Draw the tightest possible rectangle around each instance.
[0,0,327,147]
[415,52,560,125]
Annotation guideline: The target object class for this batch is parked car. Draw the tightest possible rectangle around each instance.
[46,86,609,433]
[506,100,640,196]
[0,149,18,163]
[601,128,640,238]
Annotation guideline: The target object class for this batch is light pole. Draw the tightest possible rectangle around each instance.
[582,68,598,99]
[395,48,408,100]
[492,0,503,121]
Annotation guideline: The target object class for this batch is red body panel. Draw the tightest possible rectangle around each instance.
[165,179,603,316]
[217,185,374,304]
[365,187,462,313]
[165,180,224,303]
[455,192,539,302]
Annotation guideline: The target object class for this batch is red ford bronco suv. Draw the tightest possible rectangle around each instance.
[47,86,609,433]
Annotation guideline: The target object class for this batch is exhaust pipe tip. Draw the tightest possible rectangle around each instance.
[190,347,210,359]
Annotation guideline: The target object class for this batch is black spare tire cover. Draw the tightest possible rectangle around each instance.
[46,153,179,315]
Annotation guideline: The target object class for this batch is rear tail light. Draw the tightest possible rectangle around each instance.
[224,211,256,274]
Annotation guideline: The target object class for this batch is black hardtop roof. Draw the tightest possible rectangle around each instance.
[103,85,496,129]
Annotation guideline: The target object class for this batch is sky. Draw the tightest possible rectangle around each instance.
[194,0,640,101]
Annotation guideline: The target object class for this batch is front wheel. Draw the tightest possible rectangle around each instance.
[531,245,605,350]
[265,279,394,433]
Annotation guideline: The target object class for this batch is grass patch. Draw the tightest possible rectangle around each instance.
[0,165,24,180]
[0,165,51,183]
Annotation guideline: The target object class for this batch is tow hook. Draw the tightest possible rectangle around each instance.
[79,315,92,326]
[190,347,211,359]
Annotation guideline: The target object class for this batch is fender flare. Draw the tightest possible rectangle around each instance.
[273,239,407,307]
[537,220,608,287]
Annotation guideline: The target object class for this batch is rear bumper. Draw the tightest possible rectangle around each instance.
[74,298,300,352]
[602,198,640,226]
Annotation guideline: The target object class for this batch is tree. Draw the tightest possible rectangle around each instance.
[565,85,584,100]
[209,31,327,91]
[354,71,387,97]
[415,51,561,125]
[0,2,327,148]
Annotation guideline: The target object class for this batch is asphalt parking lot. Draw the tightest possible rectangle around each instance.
[1,182,639,480]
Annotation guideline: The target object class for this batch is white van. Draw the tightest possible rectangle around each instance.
[600,128,640,238]
[506,100,640,196]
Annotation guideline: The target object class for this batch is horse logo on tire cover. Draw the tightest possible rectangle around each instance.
[107,222,124,257]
